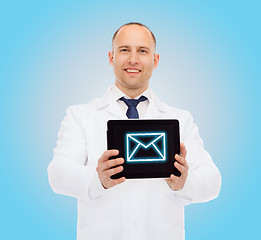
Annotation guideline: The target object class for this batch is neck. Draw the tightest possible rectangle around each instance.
[115,82,148,99]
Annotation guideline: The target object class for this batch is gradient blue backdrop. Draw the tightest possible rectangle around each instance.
[1,0,260,239]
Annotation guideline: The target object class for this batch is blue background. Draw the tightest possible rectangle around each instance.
[1,0,260,239]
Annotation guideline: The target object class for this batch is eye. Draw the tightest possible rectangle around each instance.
[140,49,148,54]
[120,48,128,52]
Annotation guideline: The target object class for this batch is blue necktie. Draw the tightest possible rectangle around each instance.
[119,96,148,119]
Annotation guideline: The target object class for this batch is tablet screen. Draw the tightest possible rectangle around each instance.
[107,119,180,179]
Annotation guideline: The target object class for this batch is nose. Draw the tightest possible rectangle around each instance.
[128,51,139,65]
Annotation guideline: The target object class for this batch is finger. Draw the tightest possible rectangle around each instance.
[170,174,180,183]
[102,157,124,171]
[104,165,124,178]
[110,177,126,187]
[175,154,187,166]
[174,161,188,175]
[99,149,119,163]
[180,143,187,158]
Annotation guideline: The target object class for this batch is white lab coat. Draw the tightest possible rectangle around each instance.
[47,86,221,240]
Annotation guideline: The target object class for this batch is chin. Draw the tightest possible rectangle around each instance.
[117,78,148,90]
[124,81,144,89]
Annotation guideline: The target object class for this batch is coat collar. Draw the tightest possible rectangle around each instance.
[96,85,169,119]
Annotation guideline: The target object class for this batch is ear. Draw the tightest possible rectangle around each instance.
[108,51,114,66]
[153,53,159,69]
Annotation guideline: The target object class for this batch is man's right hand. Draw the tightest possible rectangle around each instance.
[96,149,126,189]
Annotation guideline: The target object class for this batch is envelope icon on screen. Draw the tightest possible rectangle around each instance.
[126,132,166,162]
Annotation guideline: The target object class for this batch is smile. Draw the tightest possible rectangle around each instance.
[124,68,141,73]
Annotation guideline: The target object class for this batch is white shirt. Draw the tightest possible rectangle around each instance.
[112,84,150,118]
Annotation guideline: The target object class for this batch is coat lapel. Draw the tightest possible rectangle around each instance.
[107,101,127,119]
[144,89,168,119]
[96,86,168,119]
[96,86,127,119]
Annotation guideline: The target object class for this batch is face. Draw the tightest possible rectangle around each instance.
[109,25,159,93]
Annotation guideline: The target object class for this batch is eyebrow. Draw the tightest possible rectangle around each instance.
[118,45,151,51]
[138,46,150,50]
[118,45,130,49]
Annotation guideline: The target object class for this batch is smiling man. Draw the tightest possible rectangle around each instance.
[109,23,159,99]
[48,22,221,240]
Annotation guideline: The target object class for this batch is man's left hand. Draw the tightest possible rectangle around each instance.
[165,143,189,191]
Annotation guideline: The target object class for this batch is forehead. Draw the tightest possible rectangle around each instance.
[114,25,155,49]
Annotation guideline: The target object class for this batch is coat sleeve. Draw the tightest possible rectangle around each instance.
[47,106,105,202]
[174,111,221,205]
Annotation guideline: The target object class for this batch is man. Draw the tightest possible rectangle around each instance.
[48,22,221,240]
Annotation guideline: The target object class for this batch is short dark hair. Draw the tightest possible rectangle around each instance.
[112,22,156,50]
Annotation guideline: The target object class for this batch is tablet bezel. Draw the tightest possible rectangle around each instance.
[107,119,180,179]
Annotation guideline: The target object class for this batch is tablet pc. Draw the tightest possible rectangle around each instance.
[107,119,180,179]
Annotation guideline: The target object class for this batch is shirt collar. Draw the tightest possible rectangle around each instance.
[96,85,168,113]
[111,84,151,101]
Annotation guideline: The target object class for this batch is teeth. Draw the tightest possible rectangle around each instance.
[126,69,139,73]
